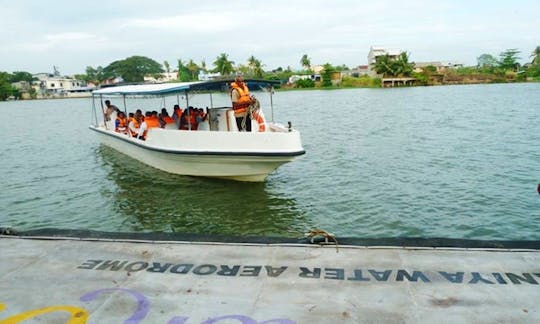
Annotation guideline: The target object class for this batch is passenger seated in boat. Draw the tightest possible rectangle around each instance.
[179,107,199,130]
[179,109,189,130]
[172,104,183,127]
[138,115,147,140]
[190,107,199,130]
[196,108,209,131]
[159,108,175,128]
[115,111,128,134]
[135,109,143,121]
[196,108,207,122]
[145,111,160,129]
[127,113,139,137]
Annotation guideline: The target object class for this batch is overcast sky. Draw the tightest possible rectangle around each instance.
[1,0,538,75]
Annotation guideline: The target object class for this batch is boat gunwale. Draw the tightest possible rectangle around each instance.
[90,125,306,157]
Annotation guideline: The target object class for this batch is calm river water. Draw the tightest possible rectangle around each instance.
[1,83,539,240]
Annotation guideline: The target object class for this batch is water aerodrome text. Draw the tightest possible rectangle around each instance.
[78,259,540,285]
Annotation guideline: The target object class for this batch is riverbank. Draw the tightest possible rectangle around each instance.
[279,73,539,90]
[4,75,540,101]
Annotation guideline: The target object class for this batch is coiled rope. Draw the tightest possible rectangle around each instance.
[241,96,261,131]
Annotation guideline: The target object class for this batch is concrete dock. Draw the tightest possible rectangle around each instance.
[0,233,539,323]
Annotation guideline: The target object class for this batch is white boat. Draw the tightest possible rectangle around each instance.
[89,80,305,182]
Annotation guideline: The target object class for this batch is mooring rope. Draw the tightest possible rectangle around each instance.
[305,229,339,252]
[241,97,261,131]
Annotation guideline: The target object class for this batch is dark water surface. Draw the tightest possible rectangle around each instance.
[1,83,539,240]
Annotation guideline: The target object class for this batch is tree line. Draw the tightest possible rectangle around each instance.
[1,46,539,100]
[75,53,268,85]
[373,47,540,85]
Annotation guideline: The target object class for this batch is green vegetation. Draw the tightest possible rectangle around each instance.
[103,55,163,83]
[295,78,315,88]
[531,46,540,65]
[212,53,235,76]
[498,49,520,71]
[78,66,110,85]
[341,75,381,88]
[176,58,201,82]
[77,56,164,84]
[9,71,35,83]
[373,52,414,77]
[321,63,334,87]
[2,45,540,100]
[0,71,26,100]
[0,74,16,100]
[300,54,311,73]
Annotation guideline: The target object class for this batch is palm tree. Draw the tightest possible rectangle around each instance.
[300,54,311,72]
[252,60,264,78]
[531,46,540,65]
[374,54,394,77]
[176,59,184,80]
[186,59,199,81]
[394,52,413,77]
[163,61,170,73]
[248,55,257,70]
[374,52,413,77]
[200,59,207,73]
[247,55,264,78]
[213,53,235,76]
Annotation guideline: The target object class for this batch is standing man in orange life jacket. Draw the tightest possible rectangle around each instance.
[230,73,253,132]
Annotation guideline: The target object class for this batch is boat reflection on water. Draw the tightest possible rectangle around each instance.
[97,145,312,237]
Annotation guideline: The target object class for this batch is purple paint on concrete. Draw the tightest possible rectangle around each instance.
[167,316,189,324]
[200,315,257,324]
[200,315,295,324]
[80,288,150,324]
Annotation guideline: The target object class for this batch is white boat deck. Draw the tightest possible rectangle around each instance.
[1,235,539,323]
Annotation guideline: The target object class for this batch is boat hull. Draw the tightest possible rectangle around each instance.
[90,126,305,182]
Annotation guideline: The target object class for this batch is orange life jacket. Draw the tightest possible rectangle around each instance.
[179,111,199,130]
[115,116,127,132]
[146,116,160,128]
[230,81,252,114]
[163,116,174,124]
[129,117,140,137]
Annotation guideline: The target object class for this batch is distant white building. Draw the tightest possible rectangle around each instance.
[413,61,464,73]
[144,71,179,83]
[310,65,325,74]
[342,65,370,78]
[198,71,222,81]
[32,73,91,98]
[288,74,321,84]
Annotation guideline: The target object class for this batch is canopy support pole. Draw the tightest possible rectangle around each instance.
[185,90,191,131]
[270,87,275,122]
[122,95,127,115]
[92,96,98,126]
[99,95,107,129]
